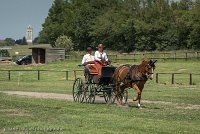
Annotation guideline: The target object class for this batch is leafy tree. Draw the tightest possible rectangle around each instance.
[15,37,27,45]
[189,25,200,49]
[33,37,39,44]
[178,0,193,10]
[21,37,28,45]
[4,38,15,46]
[38,0,200,52]
[55,35,73,52]
[71,2,98,50]
[15,39,23,45]
[40,0,67,47]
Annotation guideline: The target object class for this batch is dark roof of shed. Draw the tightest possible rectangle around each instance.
[29,47,65,50]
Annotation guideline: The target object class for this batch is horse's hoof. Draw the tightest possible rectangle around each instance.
[138,106,142,109]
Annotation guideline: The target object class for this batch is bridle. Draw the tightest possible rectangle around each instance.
[146,64,154,75]
[145,60,157,78]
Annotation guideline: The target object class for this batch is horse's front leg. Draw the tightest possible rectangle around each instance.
[137,93,142,108]
[132,83,142,108]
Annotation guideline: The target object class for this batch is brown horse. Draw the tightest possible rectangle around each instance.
[112,59,157,108]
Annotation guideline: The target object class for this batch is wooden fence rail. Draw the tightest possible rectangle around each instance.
[66,51,200,61]
[108,51,200,61]
[155,73,200,85]
[0,70,83,81]
[0,70,199,85]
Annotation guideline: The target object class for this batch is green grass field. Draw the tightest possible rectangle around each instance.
[0,62,199,134]
[0,89,199,134]
[0,46,200,134]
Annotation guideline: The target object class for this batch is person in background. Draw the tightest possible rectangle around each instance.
[94,44,109,76]
[82,47,94,65]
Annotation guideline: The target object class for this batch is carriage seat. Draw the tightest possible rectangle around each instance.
[85,61,98,75]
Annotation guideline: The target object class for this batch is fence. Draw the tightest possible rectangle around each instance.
[109,51,200,61]
[66,51,200,61]
[0,70,83,81]
[0,70,199,85]
[155,73,200,85]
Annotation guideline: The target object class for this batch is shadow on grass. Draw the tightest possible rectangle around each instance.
[127,103,161,110]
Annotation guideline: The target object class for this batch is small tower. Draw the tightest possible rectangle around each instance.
[26,25,33,44]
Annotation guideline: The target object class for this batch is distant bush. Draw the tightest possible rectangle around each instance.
[15,37,28,45]
[55,35,73,52]
[4,38,15,46]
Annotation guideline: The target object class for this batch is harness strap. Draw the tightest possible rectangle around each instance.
[125,64,148,84]
[125,65,137,80]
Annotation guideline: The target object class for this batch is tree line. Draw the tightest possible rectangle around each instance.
[0,37,27,46]
[36,0,200,52]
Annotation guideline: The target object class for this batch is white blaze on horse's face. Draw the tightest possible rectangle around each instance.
[150,68,154,80]
[147,65,154,80]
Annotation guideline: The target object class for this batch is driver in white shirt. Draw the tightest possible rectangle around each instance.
[94,44,108,65]
[81,47,95,79]
[94,44,109,76]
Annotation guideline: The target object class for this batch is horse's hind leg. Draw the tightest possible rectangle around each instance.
[113,86,121,105]
[132,83,140,101]
[114,86,124,106]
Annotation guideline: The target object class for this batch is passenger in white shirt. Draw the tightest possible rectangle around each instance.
[82,47,94,65]
[94,44,108,65]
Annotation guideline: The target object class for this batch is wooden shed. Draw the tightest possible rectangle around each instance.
[29,47,65,64]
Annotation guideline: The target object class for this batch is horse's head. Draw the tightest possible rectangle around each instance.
[142,59,157,80]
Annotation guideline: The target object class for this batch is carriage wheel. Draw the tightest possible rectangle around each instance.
[84,84,96,103]
[103,90,116,104]
[72,78,84,103]
[121,90,128,104]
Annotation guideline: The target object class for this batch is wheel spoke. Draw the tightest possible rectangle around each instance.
[84,84,95,103]
[122,90,128,104]
[72,78,84,102]
[104,90,116,104]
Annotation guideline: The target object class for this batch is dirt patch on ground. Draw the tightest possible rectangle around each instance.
[1,91,72,100]
[176,105,200,110]
[141,100,200,110]
[1,91,200,110]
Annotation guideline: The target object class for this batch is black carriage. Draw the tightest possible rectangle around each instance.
[72,65,128,104]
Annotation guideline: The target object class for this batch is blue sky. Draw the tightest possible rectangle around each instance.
[0,0,53,40]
